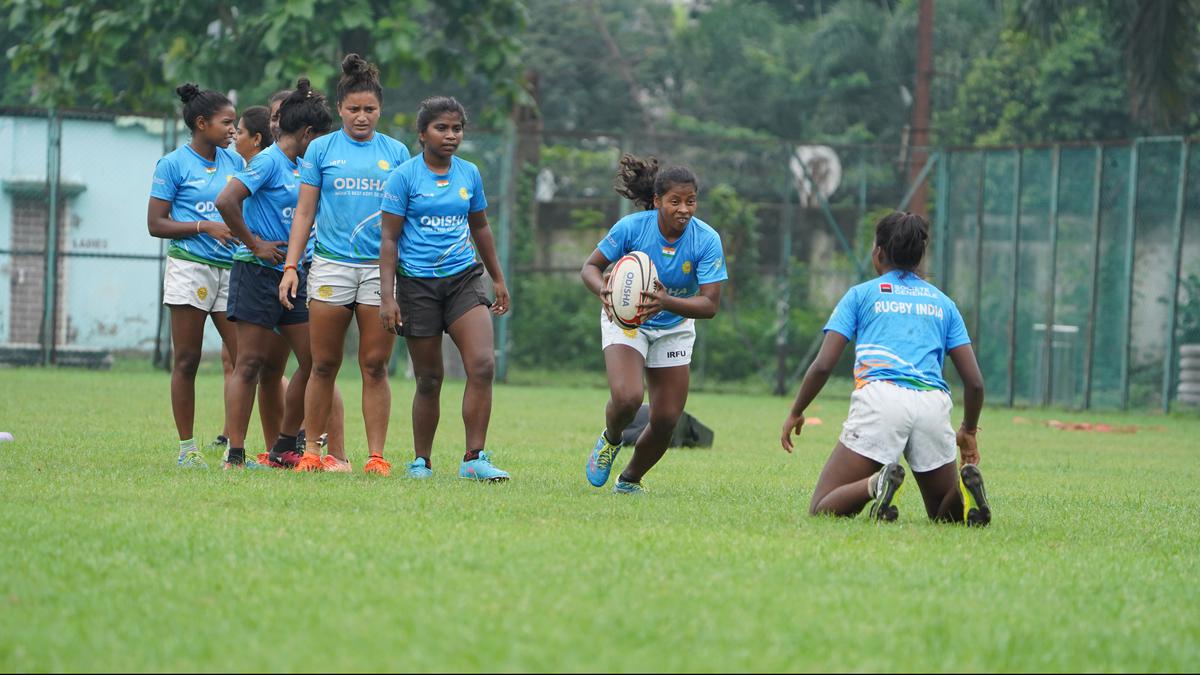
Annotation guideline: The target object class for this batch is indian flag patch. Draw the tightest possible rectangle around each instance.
[205,167,217,175]
[661,246,676,257]
[436,179,450,188]
[292,168,300,178]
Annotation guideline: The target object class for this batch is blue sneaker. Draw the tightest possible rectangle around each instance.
[613,479,645,495]
[459,451,510,482]
[586,431,622,487]
[178,450,208,469]
[407,457,433,479]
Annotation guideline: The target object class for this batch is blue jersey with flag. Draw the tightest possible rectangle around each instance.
[380,155,487,278]
[231,144,310,271]
[149,144,244,268]
[824,270,971,393]
[300,129,411,266]
[596,209,727,329]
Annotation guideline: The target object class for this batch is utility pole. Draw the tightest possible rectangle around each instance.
[910,0,934,217]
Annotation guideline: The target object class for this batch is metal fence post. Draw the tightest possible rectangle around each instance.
[934,152,951,284]
[972,151,986,343]
[42,108,62,366]
[1162,140,1191,412]
[774,150,795,396]
[1082,146,1104,410]
[494,120,518,383]
[1006,149,1023,407]
[1042,146,1061,406]
[1120,141,1140,409]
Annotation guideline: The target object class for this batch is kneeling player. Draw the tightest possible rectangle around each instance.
[780,211,991,525]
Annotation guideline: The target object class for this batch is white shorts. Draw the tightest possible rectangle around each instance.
[162,257,230,313]
[839,380,957,473]
[601,311,696,369]
[307,257,382,307]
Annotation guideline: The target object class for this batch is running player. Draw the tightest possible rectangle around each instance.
[147,83,242,468]
[580,155,727,494]
[779,211,991,525]
[215,78,333,469]
[280,54,410,474]
[378,96,511,481]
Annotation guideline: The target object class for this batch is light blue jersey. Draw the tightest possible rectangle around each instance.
[300,129,411,266]
[824,270,971,393]
[596,209,727,329]
[380,155,487,278]
[231,144,310,271]
[149,144,244,268]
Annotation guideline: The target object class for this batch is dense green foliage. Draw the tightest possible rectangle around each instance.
[2,367,1199,670]
[2,0,524,114]
[6,0,1200,141]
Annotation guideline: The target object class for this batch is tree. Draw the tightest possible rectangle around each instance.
[1015,0,1200,130]
[2,0,526,113]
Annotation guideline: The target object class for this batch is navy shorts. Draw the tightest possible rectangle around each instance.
[227,260,308,329]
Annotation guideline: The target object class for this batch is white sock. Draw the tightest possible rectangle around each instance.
[867,470,881,498]
[179,438,196,458]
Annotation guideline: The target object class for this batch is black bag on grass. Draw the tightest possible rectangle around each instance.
[620,404,714,448]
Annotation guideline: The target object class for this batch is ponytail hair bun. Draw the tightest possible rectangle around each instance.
[174,83,231,132]
[277,77,333,136]
[337,53,383,104]
[176,83,201,104]
[615,154,698,211]
[874,211,930,272]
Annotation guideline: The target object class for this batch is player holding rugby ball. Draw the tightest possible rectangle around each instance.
[579,155,727,494]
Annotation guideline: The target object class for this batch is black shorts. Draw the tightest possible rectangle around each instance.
[396,263,491,338]
[227,260,309,329]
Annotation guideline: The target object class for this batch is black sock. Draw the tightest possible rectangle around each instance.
[273,434,297,454]
[618,471,639,485]
[215,434,229,445]
[228,447,245,464]
[464,449,483,462]
[603,429,621,446]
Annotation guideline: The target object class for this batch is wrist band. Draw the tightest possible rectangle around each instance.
[284,264,297,272]
[195,221,201,233]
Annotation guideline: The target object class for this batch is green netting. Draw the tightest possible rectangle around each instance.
[1091,146,1133,409]
[1011,149,1052,406]
[1049,147,1099,409]
[976,151,1018,404]
[1129,140,1184,409]
[1174,148,1200,410]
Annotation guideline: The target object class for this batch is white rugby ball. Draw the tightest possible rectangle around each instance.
[608,251,659,329]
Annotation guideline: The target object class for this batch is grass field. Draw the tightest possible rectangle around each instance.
[1,366,1198,672]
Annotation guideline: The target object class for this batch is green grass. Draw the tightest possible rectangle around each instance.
[1,367,1198,672]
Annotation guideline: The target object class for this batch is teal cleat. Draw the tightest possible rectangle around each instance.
[459,452,510,482]
[613,479,646,495]
[178,450,208,469]
[407,457,433,479]
[585,431,621,487]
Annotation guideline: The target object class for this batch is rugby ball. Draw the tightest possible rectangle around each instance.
[608,251,659,329]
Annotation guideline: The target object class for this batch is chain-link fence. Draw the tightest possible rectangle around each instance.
[935,140,1200,412]
[3,108,1197,410]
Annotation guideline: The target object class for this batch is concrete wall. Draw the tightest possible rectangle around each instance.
[0,113,226,353]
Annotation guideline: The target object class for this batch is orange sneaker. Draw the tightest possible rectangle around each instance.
[321,454,352,473]
[293,452,324,473]
[364,454,391,477]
